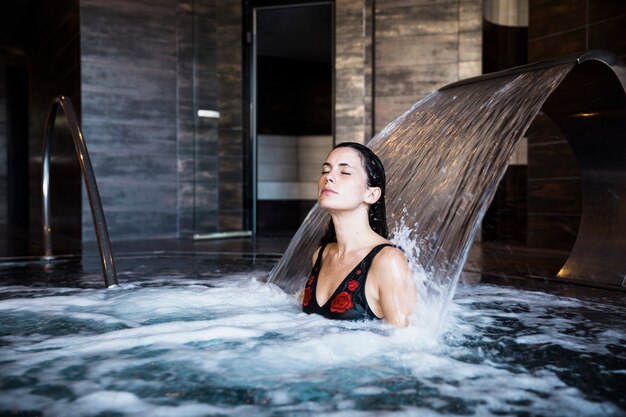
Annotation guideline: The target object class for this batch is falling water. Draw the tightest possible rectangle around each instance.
[268,63,575,318]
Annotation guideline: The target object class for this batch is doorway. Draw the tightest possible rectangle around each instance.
[249,2,334,237]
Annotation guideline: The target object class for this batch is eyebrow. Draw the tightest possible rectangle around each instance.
[322,162,353,168]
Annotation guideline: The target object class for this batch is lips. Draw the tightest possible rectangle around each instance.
[321,187,337,195]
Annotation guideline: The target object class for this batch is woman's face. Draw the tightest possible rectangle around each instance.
[318,147,376,212]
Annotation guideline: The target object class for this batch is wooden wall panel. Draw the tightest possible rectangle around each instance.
[528,28,586,62]
[335,0,372,144]
[374,0,482,133]
[528,0,586,40]
[588,0,626,24]
[589,16,626,59]
[527,1,626,249]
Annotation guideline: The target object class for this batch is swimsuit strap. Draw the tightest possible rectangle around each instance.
[313,243,328,270]
[316,242,394,272]
[358,243,396,277]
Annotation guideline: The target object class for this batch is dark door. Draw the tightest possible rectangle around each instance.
[251,2,334,237]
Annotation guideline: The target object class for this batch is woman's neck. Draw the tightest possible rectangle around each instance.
[330,208,380,256]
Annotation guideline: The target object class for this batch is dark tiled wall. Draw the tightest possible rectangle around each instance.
[0,1,80,256]
[77,0,485,241]
[527,0,626,249]
[80,0,179,241]
[526,114,581,249]
[0,67,6,227]
[27,0,82,254]
[81,0,244,242]
[529,0,626,62]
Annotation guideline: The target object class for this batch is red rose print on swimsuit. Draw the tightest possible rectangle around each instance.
[307,275,315,286]
[356,269,362,275]
[330,291,353,313]
[347,280,359,292]
[303,287,312,307]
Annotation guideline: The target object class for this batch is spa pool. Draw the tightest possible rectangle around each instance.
[0,253,624,417]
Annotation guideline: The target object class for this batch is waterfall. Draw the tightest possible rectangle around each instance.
[268,63,575,318]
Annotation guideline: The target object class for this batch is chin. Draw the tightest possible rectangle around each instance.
[318,199,338,211]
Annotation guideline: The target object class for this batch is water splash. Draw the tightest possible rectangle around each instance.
[268,64,575,323]
[1,274,623,416]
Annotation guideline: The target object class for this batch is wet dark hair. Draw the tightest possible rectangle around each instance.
[319,142,389,245]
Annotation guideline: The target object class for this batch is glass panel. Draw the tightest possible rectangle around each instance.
[254,4,333,236]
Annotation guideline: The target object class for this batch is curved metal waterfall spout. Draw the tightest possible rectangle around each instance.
[42,96,119,287]
[444,50,626,288]
[268,49,626,295]
[545,51,626,288]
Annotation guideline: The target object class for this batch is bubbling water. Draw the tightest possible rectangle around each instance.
[0,269,623,417]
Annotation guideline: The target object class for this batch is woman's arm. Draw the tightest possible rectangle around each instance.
[370,247,416,327]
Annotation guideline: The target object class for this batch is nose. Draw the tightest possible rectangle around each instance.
[325,171,334,183]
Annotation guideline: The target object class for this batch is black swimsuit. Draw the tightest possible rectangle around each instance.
[302,243,394,321]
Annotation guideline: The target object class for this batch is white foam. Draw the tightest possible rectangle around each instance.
[0,274,623,417]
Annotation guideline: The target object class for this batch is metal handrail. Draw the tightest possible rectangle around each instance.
[41,95,118,287]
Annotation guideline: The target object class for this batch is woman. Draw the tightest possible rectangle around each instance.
[302,142,416,327]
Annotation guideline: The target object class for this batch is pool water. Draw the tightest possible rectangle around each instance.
[0,254,624,417]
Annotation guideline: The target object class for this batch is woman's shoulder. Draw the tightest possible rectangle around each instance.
[375,244,408,263]
[370,244,411,281]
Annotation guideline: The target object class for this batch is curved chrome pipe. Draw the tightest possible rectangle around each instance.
[444,49,626,289]
[41,95,118,287]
